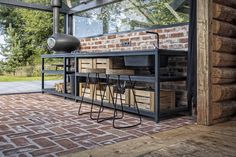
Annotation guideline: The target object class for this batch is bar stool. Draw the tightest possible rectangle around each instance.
[97,69,142,129]
[78,68,106,120]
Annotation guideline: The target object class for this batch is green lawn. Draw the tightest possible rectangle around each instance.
[0,75,62,82]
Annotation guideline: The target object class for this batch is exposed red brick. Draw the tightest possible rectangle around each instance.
[55,139,78,149]
[91,134,117,143]
[49,133,75,141]
[142,36,152,40]
[27,132,54,139]
[18,154,28,157]
[179,38,188,43]
[11,137,30,146]
[56,147,86,156]
[164,28,176,32]
[139,32,146,35]
[33,138,55,147]
[108,44,116,48]
[3,145,38,156]
[171,32,184,38]
[95,41,102,44]
[120,38,129,42]
[85,38,91,41]
[7,131,34,138]
[50,127,67,134]
[87,129,105,135]
[0,144,14,151]
[107,35,116,39]
[30,146,63,157]
[67,127,87,134]
[0,130,15,136]
[0,125,9,131]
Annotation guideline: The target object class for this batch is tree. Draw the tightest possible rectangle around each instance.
[0,2,64,73]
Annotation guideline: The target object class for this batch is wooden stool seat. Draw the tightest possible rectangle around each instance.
[106,69,135,75]
[82,68,106,73]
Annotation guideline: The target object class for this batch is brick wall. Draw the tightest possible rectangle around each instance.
[80,24,188,51]
[79,24,189,107]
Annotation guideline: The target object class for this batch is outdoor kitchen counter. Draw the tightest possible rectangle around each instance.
[41,49,188,123]
[41,49,187,58]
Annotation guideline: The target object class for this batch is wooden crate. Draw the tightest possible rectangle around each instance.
[95,84,110,103]
[78,58,125,72]
[159,90,176,111]
[79,83,110,103]
[55,82,71,93]
[130,89,176,111]
[130,89,154,111]
[79,83,95,99]
[108,86,130,105]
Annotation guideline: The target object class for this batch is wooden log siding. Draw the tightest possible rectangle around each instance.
[213,36,236,53]
[212,68,236,84]
[213,3,236,24]
[211,0,236,123]
[212,84,236,102]
[213,20,236,38]
[212,52,236,67]
[212,101,236,120]
[213,0,236,9]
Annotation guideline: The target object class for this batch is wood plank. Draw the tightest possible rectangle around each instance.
[212,68,236,84]
[213,0,236,9]
[197,0,212,125]
[212,52,236,67]
[213,20,236,37]
[212,84,236,102]
[213,3,236,24]
[106,69,135,75]
[213,36,236,53]
[212,101,236,120]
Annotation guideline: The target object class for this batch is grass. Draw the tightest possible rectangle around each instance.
[0,75,62,82]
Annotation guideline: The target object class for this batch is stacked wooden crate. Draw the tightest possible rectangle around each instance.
[78,58,176,112]
[55,82,71,93]
[130,89,176,112]
[78,58,128,102]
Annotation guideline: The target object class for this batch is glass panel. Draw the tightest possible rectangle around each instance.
[73,0,190,38]
[16,0,51,6]
[15,0,80,8]
[63,0,80,8]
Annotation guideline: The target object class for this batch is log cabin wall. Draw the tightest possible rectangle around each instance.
[197,0,236,125]
[211,0,236,123]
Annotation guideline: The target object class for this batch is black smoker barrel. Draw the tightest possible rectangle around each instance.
[47,33,80,52]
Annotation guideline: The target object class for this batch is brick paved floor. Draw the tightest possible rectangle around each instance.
[0,93,194,157]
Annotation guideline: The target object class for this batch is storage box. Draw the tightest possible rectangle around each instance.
[130,89,176,112]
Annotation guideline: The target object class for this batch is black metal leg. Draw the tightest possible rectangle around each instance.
[78,73,102,118]
[41,58,45,93]
[78,74,90,115]
[97,75,122,123]
[113,75,142,129]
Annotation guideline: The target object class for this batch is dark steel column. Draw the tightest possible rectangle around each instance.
[41,58,45,93]
[63,57,67,96]
[51,0,62,34]
[154,49,160,122]
[68,14,73,35]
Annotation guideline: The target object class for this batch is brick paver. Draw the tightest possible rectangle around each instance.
[0,93,194,156]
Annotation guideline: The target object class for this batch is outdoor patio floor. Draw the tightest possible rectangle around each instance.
[0,93,194,157]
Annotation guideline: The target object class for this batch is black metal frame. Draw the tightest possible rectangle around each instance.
[41,49,189,123]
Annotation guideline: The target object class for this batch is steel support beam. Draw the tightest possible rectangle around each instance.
[69,0,122,14]
[0,0,68,14]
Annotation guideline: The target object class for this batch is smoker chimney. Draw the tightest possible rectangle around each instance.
[51,0,62,34]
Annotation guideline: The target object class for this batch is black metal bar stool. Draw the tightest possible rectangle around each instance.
[96,74,123,123]
[78,68,106,120]
[97,69,142,129]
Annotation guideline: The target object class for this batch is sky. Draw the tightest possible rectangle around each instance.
[0,35,6,61]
